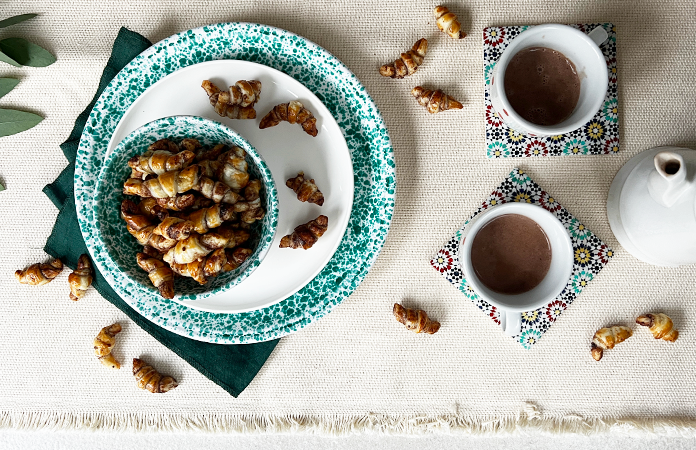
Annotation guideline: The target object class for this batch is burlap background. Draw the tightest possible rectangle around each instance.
[2,0,695,431]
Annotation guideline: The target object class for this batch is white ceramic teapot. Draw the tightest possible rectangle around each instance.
[607,146,696,266]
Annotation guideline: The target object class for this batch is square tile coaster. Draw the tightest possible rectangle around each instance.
[430,168,614,348]
[483,23,619,158]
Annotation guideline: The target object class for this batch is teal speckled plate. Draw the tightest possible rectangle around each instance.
[75,23,394,344]
[95,115,279,302]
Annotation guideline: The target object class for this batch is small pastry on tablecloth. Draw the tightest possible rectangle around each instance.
[133,358,178,393]
[591,325,632,361]
[15,259,63,286]
[636,313,679,342]
[433,6,466,39]
[68,254,94,301]
[379,38,428,79]
[393,303,440,334]
[411,86,463,114]
[94,323,122,369]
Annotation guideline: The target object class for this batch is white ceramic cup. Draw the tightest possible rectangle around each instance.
[459,203,573,336]
[489,24,609,136]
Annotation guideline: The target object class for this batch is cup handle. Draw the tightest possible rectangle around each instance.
[587,26,608,47]
[500,310,522,336]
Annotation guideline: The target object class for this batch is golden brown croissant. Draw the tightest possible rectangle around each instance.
[591,325,632,361]
[433,6,466,39]
[195,143,226,162]
[133,358,178,393]
[393,303,441,334]
[128,149,195,176]
[148,139,180,153]
[202,80,261,119]
[155,194,196,211]
[286,172,324,206]
[15,258,63,286]
[259,101,318,137]
[133,198,169,221]
[68,254,94,301]
[124,165,242,204]
[379,38,428,79]
[411,86,463,113]
[179,138,202,153]
[224,247,253,271]
[136,252,175,299]
[184,203,236,234]
[152,217,195,241]
[94,323,122,369]
[121,200,177,251]
[636,313,679,342]
[279,215,329,249]
[163,227,251,265]
[169,248,229,284]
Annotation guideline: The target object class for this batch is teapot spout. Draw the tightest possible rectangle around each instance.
[648,151,688,207]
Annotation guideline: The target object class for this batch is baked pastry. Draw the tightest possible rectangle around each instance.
[279,215,329,249]
[202,79,261,119]
[169,248,229,284]
[286,172,324,206]
[128,149,195,176]
[152,217,195,241]
[259,101,318,137]
[379,38,428,78]
[636,313,679,342]
[433,6,466,39]
[163,227,251,265]
[132,358,178,393]
[68,254,94,301]
[411,86,463,113]
[591,325,632,361]
[94,323,122,369]
[15,259,63,286]
[393,303,441,334]
[136,252,175,299]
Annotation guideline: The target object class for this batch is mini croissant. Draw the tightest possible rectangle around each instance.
[591,325,632,361]
[393,303,440,334]
[636,313,679,342]
[279,215,329,250]
[411,86,463,113]
[259,101,318,137]
[128,149,195,176]
[202,80,262,120]
[94,323,122,369]
[15,259,63,286]
[136,253,175,299]
[433,6,466,39]
[68,254,94,301]
[169,248,229,284]
[133,358,178,393]
[153,217,195,241]
[286,172,324,206]
[163,227,251,265]
[379,38,428,79]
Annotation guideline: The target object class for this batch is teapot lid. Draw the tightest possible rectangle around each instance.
[607,146,696,266]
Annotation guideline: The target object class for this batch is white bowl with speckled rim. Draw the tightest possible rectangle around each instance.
[93,115,279,302]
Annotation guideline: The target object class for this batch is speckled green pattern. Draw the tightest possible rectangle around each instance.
[94,116,278,302]
[75,23,394,343]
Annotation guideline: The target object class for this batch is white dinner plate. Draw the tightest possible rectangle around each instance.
[105,59,354,313]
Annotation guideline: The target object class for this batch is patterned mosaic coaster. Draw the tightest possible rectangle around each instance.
[430,169,614,348]
[483,23,619,158]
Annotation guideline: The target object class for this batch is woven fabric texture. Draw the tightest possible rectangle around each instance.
[1,0,696,430]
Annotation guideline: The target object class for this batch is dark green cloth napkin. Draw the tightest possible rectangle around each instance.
[43,27,279,397]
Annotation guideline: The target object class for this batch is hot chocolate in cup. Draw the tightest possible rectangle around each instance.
[459,203,573,337]
[489,24,609,137]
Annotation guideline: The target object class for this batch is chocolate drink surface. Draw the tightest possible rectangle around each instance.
[470,214,552,295]
[504,47,580,126]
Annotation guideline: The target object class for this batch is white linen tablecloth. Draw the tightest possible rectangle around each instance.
[2,0,696,433]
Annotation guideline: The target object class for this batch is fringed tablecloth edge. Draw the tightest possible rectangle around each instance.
[3,403,696,436]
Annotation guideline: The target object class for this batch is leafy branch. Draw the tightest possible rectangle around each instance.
[0,14,53,137]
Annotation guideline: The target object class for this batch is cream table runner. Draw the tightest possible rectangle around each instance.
[2,0,696,433]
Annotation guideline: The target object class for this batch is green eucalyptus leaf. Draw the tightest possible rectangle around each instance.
[0,49,20,67]
[0,181,4,192]
[0,78,19,98]
[0,108,43,137]
[0,38,55,67]
[0,14,37,29]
